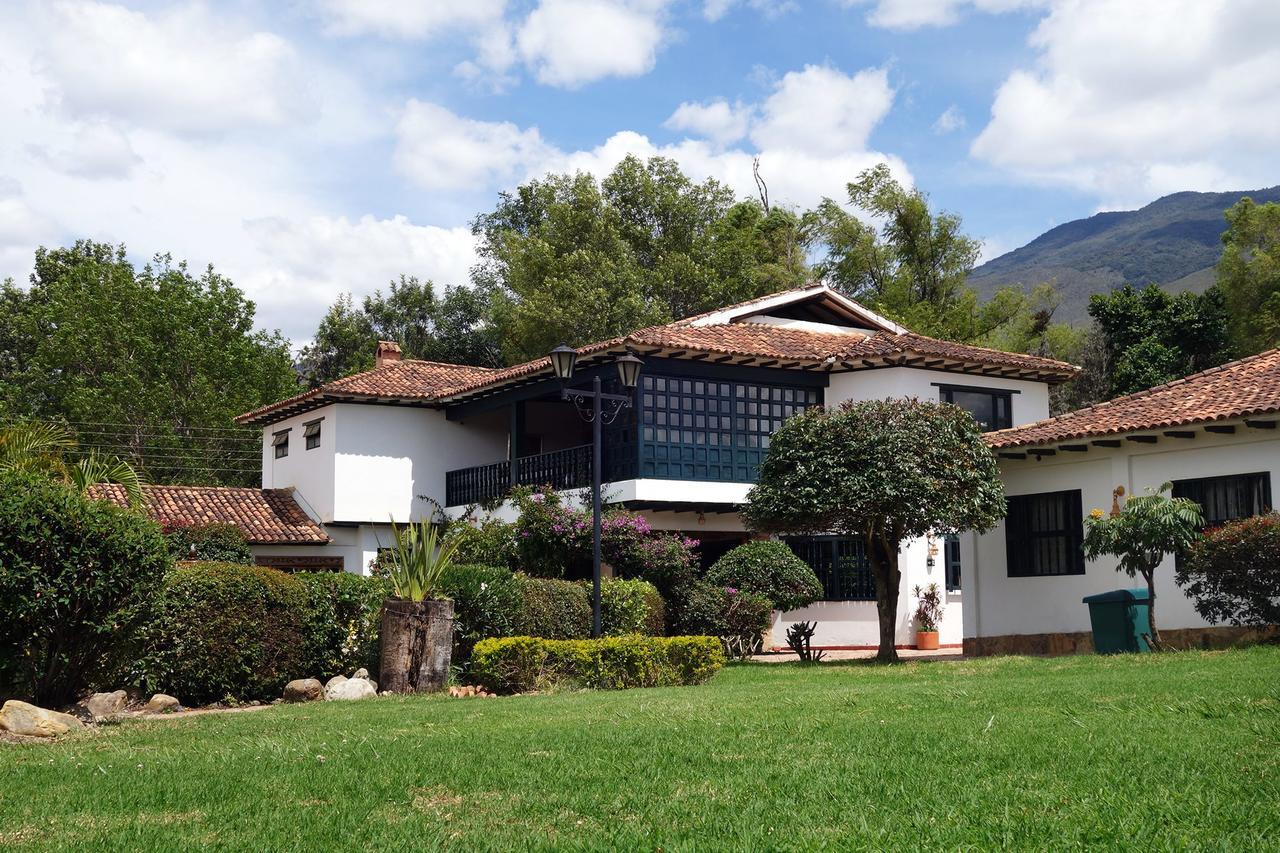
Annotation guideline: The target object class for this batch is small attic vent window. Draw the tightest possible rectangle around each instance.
[304,419,322,450]
[272,429,290,458]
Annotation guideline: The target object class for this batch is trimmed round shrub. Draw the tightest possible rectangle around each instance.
[295,571,389,681]
[0,470,171,706]
[1178,513,1280,627]
[514,574,591,639]
[669,582,773,652]
[470,635,725,694]
[141,562,308,704]
[164,522,252,564]
[440,563,524,660]
[599,577,665,636]
[706,540,823,611]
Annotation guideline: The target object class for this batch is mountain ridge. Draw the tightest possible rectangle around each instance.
[969,186,1280,322]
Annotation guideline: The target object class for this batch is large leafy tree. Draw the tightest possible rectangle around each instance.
[1217,196,1280,354]
[299,277,499,385]
[1082,484,1204,646]
[811,164,1046,344]
[743,399,1006,662]
[0,241,298,486]
[472,155,810,363]
[1085,283,1232,399]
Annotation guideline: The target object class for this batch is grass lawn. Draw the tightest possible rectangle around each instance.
[3,647,1279,851]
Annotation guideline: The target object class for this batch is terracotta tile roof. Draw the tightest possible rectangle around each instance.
[238,285,1078,423]
[986,348,1280,449]
[236,359,495,425]
[88,484,330,545]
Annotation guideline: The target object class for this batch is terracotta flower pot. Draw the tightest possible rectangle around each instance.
[916,630,940,651]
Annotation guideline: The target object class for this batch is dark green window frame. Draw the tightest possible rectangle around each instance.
[784,536,876,602]
[1171,472,1271,528]
[639,374,820,482]
[1005,489,1084,577]
[935,383,1014,432]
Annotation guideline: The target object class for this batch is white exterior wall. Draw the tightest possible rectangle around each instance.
[261,405,338,522]
[827,366,1049,427]
[332,405,507,523]
[966,427,1280,642]
[251,523,393,576]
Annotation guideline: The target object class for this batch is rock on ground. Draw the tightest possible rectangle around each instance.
[84,690,128,721]
[144,694,181,714]
[283,678,324,703]
[326,677,377,701]
[352,668,369,679]
[0,700,85,738]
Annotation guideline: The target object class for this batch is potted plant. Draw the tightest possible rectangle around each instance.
[380,520,460,693]
[913,583,943,650]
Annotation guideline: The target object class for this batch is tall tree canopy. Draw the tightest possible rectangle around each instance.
[810,164,1036,343]
[1085,283,1232,399]
[472,155,810,363]
[0,241,298,486]
[1217,196,1280,354]
[743,399,1005,662]
[299,277,499,385]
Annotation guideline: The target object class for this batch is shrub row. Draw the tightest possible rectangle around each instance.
[470,635,725,694]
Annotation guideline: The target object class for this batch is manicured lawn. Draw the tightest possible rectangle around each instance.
[3,647,1279,850]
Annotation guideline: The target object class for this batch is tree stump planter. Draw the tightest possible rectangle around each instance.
[380,598,455,694]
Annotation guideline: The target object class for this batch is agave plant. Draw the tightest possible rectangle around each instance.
[0,421,146,507]
[385,519,460,603]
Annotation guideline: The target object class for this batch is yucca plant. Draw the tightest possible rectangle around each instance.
[385,519,460,603]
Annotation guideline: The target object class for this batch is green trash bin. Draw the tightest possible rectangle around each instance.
[1082,588,1152,654]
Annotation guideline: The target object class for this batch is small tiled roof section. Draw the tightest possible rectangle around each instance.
[236,359,495,425]
[986,348,1280,449]
[88,484,330,545]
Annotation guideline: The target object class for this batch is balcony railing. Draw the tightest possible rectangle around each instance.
[446,444,594,507]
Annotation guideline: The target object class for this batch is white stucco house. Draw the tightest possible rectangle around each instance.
[965,349,1280,654]
[103,284,1278,653]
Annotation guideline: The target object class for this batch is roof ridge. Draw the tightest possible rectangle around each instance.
[893,330,1080,370]
[669,283,827,325]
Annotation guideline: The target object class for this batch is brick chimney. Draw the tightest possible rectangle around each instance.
[375,340,402,368]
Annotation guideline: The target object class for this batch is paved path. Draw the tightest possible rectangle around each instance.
[752,648,964,663]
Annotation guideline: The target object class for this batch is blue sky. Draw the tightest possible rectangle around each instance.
[2,0,1277,344]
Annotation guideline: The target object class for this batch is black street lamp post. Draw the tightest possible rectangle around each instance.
[550,346,643,638]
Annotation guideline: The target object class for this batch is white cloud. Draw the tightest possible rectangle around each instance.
[516,0,673,88]
[243,216,478,313]
[751,65,894,157]
[34,1,318,134]
[843,0,1047,31]
[932,104,965,134]
[664,99,753,147]
[395,64,910,210]
[27,121,141,179]
[393,100,555,191]
[703,0,797,21]
[313,0,507,39]
[971,0,1280,206]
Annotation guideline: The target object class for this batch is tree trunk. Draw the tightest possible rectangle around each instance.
[1142,568,1161,647]
[868,534,902,663]
[380,598,455,694]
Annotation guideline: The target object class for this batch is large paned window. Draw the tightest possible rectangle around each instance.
[937,384,1013,432]
[784,536,876,602]
[1172,472,1272,527]
[1005,489,1085,577]
[639,375,820,481]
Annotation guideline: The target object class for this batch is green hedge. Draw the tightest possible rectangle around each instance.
[294,572,389,681]
[470,635,725,694]
[440,564,524,660]
[164,522,252,564]
[140,562,308,704]
[0,470,171,706]
[600,577,665,636]
[514,575,591,639]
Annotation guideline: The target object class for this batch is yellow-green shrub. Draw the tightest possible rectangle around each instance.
[470,635,724,694]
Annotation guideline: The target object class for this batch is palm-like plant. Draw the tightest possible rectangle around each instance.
[385,519,460,602]
[0,422,146,507]
[1082,483,1204,645]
